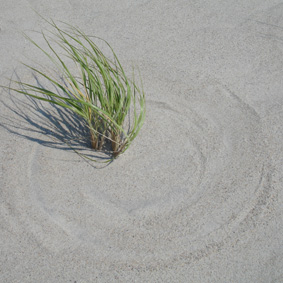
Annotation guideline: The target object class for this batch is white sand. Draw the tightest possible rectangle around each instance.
[1,1,283,282]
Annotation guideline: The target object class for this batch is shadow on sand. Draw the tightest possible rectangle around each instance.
[0,75,113,167]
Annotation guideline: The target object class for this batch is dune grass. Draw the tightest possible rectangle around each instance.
[6,20,145,161]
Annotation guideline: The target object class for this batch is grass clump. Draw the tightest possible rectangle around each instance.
[7,20,145,161]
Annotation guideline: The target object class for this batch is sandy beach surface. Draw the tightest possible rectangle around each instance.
[1,0,283,282]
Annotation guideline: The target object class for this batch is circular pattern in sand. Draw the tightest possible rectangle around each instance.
[3,79,273,267]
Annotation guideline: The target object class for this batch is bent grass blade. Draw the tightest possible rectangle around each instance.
[4,20,146,162]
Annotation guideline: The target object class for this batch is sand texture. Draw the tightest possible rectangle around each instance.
[1,1,283,282]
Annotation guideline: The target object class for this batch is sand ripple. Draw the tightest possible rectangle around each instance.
[1,79,275,270]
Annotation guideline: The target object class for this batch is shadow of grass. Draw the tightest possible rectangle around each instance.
[0,74,113,166]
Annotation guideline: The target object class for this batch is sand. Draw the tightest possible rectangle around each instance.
[1,0,283,282]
